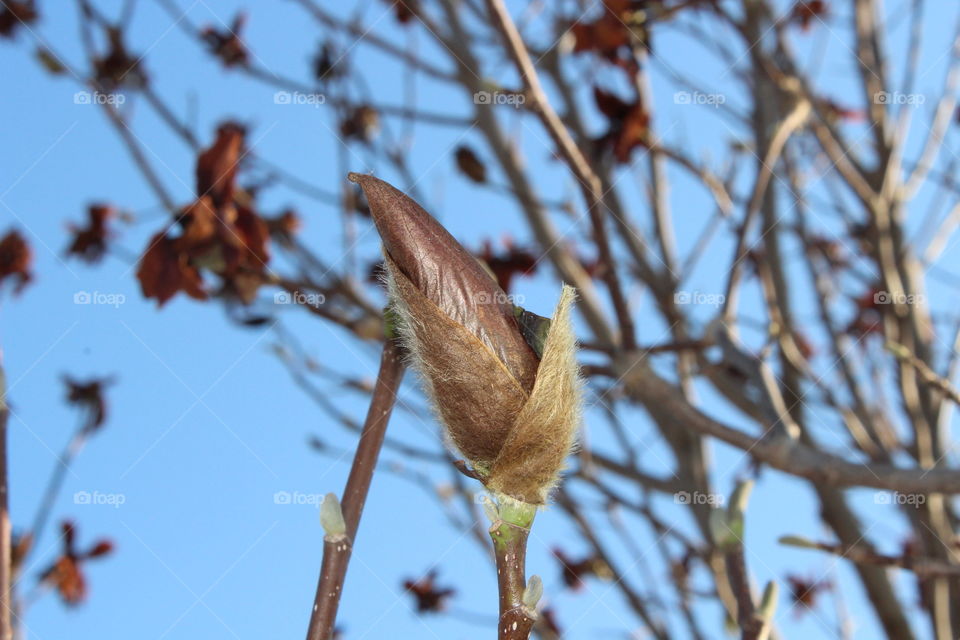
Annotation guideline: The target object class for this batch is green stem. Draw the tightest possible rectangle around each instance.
[489,497,537,640]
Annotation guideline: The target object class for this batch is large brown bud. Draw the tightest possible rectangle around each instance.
[350,173,581,503]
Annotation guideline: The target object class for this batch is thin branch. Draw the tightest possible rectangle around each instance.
[784,537,960,578]
[483,0,636,351]
[0,365,11,640]
[618,356,960,493]
[305,340,405,640]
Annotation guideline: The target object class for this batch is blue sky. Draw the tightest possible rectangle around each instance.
[1,0,959,638]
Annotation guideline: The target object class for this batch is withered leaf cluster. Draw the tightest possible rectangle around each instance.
[475,239,537,293]
[570,1,720,164]
[571,0,716,66]
[402,570,455,613]
[383,0,420,25]
[339,105,380,143]
[66,204,114,264]
[553,547,613,590]
[0,1,37,39]
[592,87,650,164]
[791,1,828,31]
[202,12,249,68]
[137,122,276,306]
[63,375,111,435]
[454,145,487,184]
[40,521,113,606]
[0,230,32,295]
[94,27,147,90]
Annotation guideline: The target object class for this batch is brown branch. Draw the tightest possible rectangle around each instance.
[0,365,11,640]
[305,340,405,640]
[617,356,960,494]
[783,537,960,579]
[724,547,762,640]
[483,0,636,351]
[490,507,536,640]
[886,340,960,406]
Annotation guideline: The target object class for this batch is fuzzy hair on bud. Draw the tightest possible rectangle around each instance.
[390,270,581,503]
[351,172,582,505]
[386,253,529,467]
[486,285,582,503]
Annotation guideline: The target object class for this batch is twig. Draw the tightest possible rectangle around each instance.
[886,340,960,406]
[29,427,89,553]
[483,0,636,351]
[617,356,960,493]
[781,536,960,578]
[488,498,537,640]
[305,340,405,640]
[724,547,763,640]
[0,365,11,640]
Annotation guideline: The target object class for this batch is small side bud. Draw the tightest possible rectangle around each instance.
[758,580,778,619]
[709,508,737,549]
[320,493,347,540]
[480,495,500,523]
[757,580,779,640]
[719,479,753,545]
[522,574,543,610]
[728,479,754,521]
[778,535,820,549]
